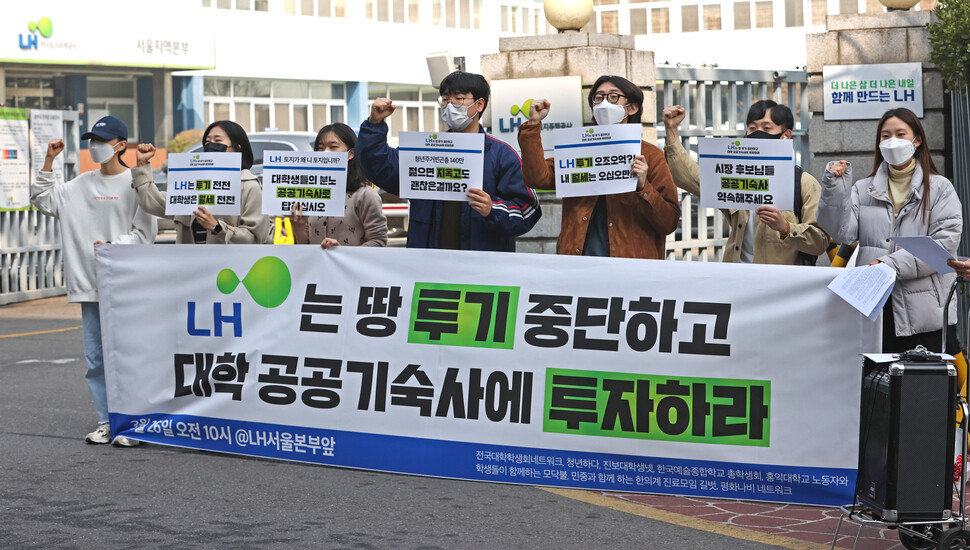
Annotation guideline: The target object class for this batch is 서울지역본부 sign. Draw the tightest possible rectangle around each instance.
[823,63,923,120]
[397,132,484,201]
[165,152,242,216]
[553,124,642,198]
[698,138,795,212]
[261,151,348,217]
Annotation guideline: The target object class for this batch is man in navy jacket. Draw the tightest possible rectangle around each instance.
[356,71,540,251]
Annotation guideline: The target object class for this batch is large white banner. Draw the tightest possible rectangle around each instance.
[823,63,923,120]
[97,246,878,506]
[698,138,795,212]
[553,124,641,198]
[0,107,30,211]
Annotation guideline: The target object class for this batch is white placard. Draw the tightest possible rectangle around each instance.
[552,124,641,198]
[165,152,242,216]
[823,63,923,120]
[0,107,30,211]
[698,138,795,211]
[261,151,348,217]
[490,76,584,153]
[29,109,64,188]
[97,245,879,507]
[398,132,484,201]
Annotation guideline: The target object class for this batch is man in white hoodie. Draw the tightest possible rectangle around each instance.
[31,115,156,446]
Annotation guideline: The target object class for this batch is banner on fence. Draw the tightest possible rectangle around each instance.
[0,107,30,211]
[29,110,64,190]
[97,246,878,506]
[823,63,923,120]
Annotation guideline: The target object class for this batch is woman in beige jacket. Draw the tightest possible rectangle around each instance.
[131,120,269,244]
[291,123,387,248]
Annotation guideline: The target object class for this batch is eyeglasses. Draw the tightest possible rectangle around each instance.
[438,96,477,108]
[592,92,627,105]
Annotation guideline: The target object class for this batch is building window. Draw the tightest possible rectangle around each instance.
[447,0,456,27]
[302,0,313,16]
[755,1,773,27]
[409,0,419,22]
[217,0,230,8]
[474,0,481,28]
[810,0,827,25]
[682,5,699,32]
[652,7,669,33]
[434,0,443,24]
[236,0,249,9]
[600,11,619,33]
[839,0,858,14]
[500,5,508,31]
[593,0,619,4]
[631,8,648,35]
[866,0,884,12]
[703,4,721,30]
[786,0,804,26]
[734,1,750,29]
[461,0,471,28]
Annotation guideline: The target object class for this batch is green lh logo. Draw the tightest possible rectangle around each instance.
[510,99,533,117]
[28,17,53,37]
[216,256,291,308]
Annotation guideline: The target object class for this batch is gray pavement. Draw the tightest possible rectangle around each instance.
[1,296,787,549]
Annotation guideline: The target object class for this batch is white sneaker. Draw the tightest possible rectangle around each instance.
[112,435,141,447]
[85,423,111,444]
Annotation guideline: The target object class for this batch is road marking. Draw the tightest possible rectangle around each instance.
[0,326,81,339]
[16,358,78,365]
[541,488,831,550]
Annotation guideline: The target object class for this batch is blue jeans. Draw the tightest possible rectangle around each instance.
[81,302,108,424]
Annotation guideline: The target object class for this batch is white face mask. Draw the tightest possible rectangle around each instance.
[89,141,118,164]
[592,102,627,126]
[440,102,476,132]
[879,137,916,166]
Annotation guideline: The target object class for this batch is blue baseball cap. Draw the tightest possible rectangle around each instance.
[81,115,128,141]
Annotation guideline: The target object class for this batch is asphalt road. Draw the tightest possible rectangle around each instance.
[1,297,787,549]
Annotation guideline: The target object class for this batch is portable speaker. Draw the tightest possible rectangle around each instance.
[857,355,957,522]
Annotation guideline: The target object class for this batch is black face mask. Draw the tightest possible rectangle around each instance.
[203,141,229,153]
[746,130,783,140]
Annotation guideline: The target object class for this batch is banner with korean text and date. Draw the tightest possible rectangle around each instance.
[96,246,878,506]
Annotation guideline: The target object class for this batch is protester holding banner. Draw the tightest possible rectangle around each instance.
[663,101,829,265]
[289,123,387,248]
[30,115,157,446]
[130,120,269,244]
[355,71,541,251]
[818,108,962,353]
[516,75,679,258]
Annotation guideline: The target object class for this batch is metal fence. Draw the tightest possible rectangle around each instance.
[657,67,810,261]
[948,87,970,345]
[0,110,79,305]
